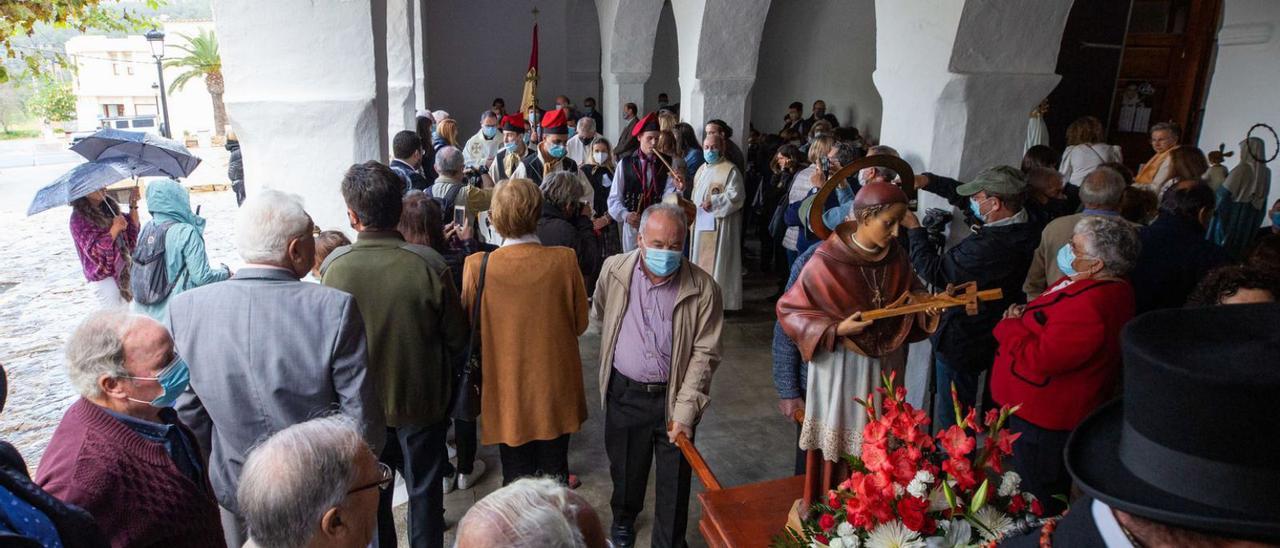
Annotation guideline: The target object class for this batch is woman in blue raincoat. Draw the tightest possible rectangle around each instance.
[131,179,231,323]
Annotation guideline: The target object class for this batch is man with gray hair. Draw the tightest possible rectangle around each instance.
[455,477,608,548]
[1024,166,1129,299]
[168,189,382,547]
[592,203,723,547]
[36,309,224,546]
[238,415,385,548]
[566,116,598,165]
[430,145,493,230]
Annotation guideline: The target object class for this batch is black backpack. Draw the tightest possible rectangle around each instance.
[130,221,186,305]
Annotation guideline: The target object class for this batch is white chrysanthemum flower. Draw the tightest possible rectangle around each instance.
[842,535,862,548]
[893,483,906,498]
[837,522,856,539]
[827,538,847,548]
[973,506,1017,542]
[997,471,1021,498]
[907,479,928,498]
[865,520,926,548]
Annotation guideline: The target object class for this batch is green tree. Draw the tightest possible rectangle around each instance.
[164,28,225,138]
[26,76,76,123]
[0,0,160,83]
[0,81,33,132]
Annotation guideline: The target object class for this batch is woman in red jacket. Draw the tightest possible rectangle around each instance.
[991,215,1141,515]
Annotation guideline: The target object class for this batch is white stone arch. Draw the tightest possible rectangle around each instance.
[644,1,680,110]
[670,0,771,142]
[597,0,665,138]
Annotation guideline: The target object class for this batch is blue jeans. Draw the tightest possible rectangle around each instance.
[932,356,992,431]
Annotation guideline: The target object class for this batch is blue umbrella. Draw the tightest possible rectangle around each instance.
[27,157,168,216]
[70,128,202,178]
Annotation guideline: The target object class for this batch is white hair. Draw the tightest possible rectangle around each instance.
[455,477,587,547]
[239,415,367,548]
[236,189,312,265]
[435,146,464,175]
[1075,215,1141,277]
[65,309,147,399]
[576,117,595,133]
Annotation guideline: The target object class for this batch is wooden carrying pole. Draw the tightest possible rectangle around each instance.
[672,411,805,493]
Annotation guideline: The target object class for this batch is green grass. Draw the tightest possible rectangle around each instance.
[0,129,40,140]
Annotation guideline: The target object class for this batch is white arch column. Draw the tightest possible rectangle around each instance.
[596,0,663,140]
[874,0,1072,182]
[673,0,771,145]
[213,0,381,234]
[386,0,418,137]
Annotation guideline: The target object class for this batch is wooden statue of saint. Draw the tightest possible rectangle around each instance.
[775,182,940,507]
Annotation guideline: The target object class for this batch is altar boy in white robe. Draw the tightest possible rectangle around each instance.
[690,133,745,311]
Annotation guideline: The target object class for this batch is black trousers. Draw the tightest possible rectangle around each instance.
[377,421,449,548]
[443,419,478,477]
[605,371,692,548]
[498,433,570,485]
[1008,415,1071,516]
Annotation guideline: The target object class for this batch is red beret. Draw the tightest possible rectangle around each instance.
[500,115,527,133]
[541,108,568,135]
[631,112,660,137]
[852,182,908,209]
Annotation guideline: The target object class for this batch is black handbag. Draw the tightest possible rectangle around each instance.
[449,252,489,421]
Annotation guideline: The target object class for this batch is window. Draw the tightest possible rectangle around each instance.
[100,104,126,118]
[131,118,155,128]
[114,120,129,128]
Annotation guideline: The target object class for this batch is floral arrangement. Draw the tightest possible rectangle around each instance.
[778,374,1045,548]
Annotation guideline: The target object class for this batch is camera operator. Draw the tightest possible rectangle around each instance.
[902,166,1040,430]
[429,146,493,234]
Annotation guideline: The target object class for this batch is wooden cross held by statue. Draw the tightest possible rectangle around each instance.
[860,281,1003,321]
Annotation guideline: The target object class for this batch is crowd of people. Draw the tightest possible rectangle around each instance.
[11,92,1278,548]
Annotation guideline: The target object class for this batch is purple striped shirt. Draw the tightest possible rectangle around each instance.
[611,260,678,383]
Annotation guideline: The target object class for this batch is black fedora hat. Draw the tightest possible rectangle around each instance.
[1065,303,1280,541]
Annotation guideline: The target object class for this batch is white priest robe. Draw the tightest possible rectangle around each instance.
[689,160,744,310]
[463,130,502,168]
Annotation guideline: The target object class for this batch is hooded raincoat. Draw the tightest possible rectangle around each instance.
[132,179,230,323]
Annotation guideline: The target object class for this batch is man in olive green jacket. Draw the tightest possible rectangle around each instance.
[322,161,467,548]
[592,203,723,548]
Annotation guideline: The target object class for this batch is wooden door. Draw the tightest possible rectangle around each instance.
[1044,0,1134,153]
[1110,0,1223,170]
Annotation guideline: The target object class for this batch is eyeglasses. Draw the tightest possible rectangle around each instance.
[347,462,394,495]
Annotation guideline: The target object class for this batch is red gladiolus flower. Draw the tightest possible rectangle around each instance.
[996,429,1021,456]
[889,447,918,484]
[938,425,976,459]
[819,513,836,531]
[984,408,1001,428]
[963,408,979,430]
[897,496,930,532]
[862,444,890,473]
[864,420,889,447]
[1031,498,1044,517]
[815,534,829,544]
[943,457,978,490]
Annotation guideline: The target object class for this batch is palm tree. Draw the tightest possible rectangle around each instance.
[164,29,226,139]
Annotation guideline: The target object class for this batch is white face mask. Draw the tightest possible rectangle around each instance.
[593,151,608,164]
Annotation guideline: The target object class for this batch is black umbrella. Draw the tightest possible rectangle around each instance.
[70,128,202,179]
[27,158,166,216]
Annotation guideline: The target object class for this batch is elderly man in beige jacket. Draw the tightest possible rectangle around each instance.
[592,202,723,548]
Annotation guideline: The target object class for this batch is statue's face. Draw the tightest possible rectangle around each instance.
[855,202,908,250]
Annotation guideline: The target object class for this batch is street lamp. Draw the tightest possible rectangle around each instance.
[145,28,172,138]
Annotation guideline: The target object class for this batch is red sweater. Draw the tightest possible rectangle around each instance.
[990,278,1135,431]
[35,398,223,548]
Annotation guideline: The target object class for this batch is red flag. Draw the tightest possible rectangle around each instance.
[520,23,539,118]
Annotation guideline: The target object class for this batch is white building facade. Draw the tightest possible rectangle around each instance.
[66,20,219,144]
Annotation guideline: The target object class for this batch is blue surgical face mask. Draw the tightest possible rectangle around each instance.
[505,142,519,154]
[549,144,567,159]
[482,126,498,139]
[126,355,190,408]
[969,198,988,223]
[643,246,682,277]
[1056,244,1079,278]
[568,127,577,139]
[704,150,721,164]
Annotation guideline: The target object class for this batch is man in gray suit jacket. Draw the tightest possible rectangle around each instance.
[170,190,383,548]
